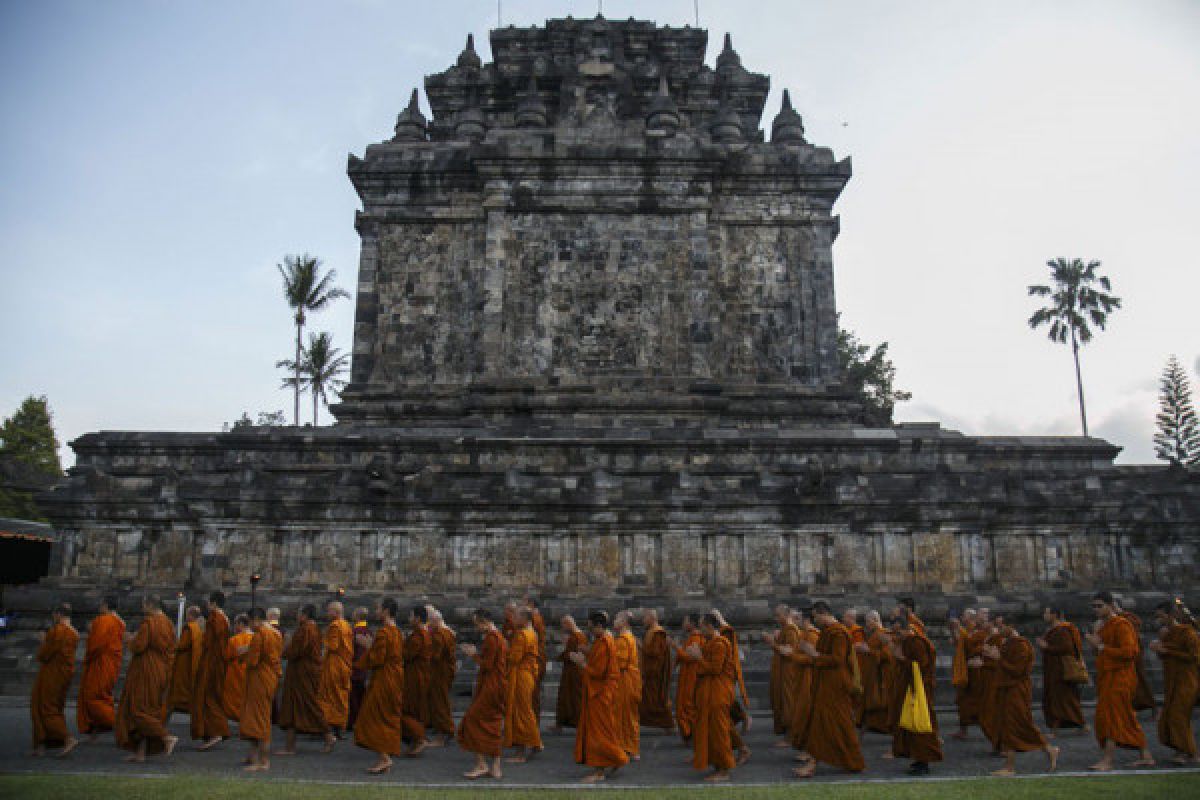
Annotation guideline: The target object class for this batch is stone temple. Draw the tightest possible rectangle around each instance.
[28,16,1200,624]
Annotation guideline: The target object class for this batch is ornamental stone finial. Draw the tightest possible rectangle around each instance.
[392,88,429,142]
[457,32,482,69]
[771,89,806,145]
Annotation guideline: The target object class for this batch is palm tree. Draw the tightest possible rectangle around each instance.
[1027,258,1121,436]
[277,254,349,426]
[302,331,350,426]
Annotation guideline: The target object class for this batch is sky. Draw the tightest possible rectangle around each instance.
[2,0,1198,467]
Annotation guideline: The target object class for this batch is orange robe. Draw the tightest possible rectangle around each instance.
[77,611,125,734]
[574,631,629,769]
[954,626,985,727]
[115,611,175,753]
[788,627,820,750]
[317,618,353,729]
[556,629,587,728]
[1120,611,1156,712]
[797,622,864,771]
[279,618,328,734]
[993,634,1047,752]
[222,631,253,720]
[1041,622,1085,729]
[892,629,943,763]
[191,608,230,740]
[639,626,674,729]
[166,620,201,712]
[428,626,457,735]
[719,624,750,752]
[614,629,642,756]
[401,624,432,743]
[30,620,79,747]
[858,627,893,733]
[674,632,704,742]
[1094,614,1146,749]
[354,624,405,755]
[531,610,547,718]
[978,630,1006,747]
[239,624,282,743]
[504,626,543,748]
[1157,622,1199,756]
[458,628,507,758]
[692,633,736,771]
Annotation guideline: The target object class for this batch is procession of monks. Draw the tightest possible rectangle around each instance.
[26,589,1200,782]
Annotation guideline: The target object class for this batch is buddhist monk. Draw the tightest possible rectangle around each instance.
[222,614,252,722]
[165,605,202,718]
[712,609,752,765]
[426,606,457,745]
[77,595,125,740]
[787,610,819,761]
[347,607,372,731]
[318,600,352,738]
[400,605,431,756]
[525,596,548,719]
[639,609,674,733]
[612,610,642,759]
[1115,601,1156,714]
[192,591,230,749]
[1085,590,1154,771]
[856,610,893,734]
[890,607,942,776]
[1149,601,1200,764]
[30,603,79,757]
[503,607,543,762]
[458,608,507,780]
[841,608,865,731]
[1036,606,1087,735]
[277,604,335,754]
[948,609,978,740]
[672,614,704,744]
[689,612,736,782]
[764,604,794,740]
[553,614,587,733]
[986,624,1059,776]
[266,607,284,723]
[502,601,518,642]
[239,607,283,772]
[115,595,178,761]
[354,598,405,775]
[572,610,628,783]
[977,611,1008,752]
[791,602,864,779]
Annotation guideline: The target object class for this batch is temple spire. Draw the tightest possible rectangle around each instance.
[391,88,428,142]
[771,88,806,145]
[457,32,482,69]
[716,32,741,70]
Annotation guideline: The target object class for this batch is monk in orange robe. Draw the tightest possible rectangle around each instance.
[842,609,865,730]
[554,615,587,732]
[1117,604,1156,713]
[317,601,353,737]
[713,610,752,765]
[672,614,704,743]
[459,608,508,780]
[792,602,864,779]
[30,603,79,757]
[426,606,457,744]
[987,625,1058,775]
[239,606,283,772]
[612,611,642,759]
[347,607,372,731]
[192,591,230,748]
[977,613,1008,751]
[116,595,178,761]
[1086,591,1154,771]
[639,609,674,732]
[222,614,252,721]
[77,595,125,739]
[525,597,548,719]
[949,609,982,739]
[1036,607,1087,735]
[399,605,432,754]
[572,610,628,783]
[277,603,335,754]
[502,601,518,642]
[690,612,736,782]
[1149,601,1200,764]
[856,610,893,734]
[355,598,405,775]
[166,605,202,717]
[503,607,543,761]
[787,611,819,758]
[890,611,943,775]
[765,604,797,740]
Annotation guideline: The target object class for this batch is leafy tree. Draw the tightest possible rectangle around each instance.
[1027,258,1121,436]
[223,410,288,432]
[837,323,911,426]
[1154,355,1200,468]
[277,254,349,427]
[301,332,349,426]
[0,395,64,520]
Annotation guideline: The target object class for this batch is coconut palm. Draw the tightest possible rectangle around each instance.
[277,254,349,426]
[1027,258,1121,436]
[302,331,350,426]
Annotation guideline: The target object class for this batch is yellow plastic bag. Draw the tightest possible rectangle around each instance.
[899,662,933,734]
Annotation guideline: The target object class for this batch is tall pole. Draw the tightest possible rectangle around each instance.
[175,593,185,636]
[1071,328,1088,437]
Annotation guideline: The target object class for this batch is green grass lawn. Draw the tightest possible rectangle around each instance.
[2,773,1199,800]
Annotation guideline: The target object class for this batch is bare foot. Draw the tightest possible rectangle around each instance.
[366,761,391,775]
[425,737,445,748]
[505,755,528,764]
[487,767,503,779]
[1047,746,1060,772]
[991,768,1016,777]
[162,736,178,757]
[463,767,489,779]
[794,751,813,763]
[198,737,222,751]
[705,771,730,782]
[1130,757,1155,767]
[631,753,640,762]
[123,754,145,763]
[1088,761,1113,772]
[243,764,269,772]
[57,738,79,758]
[772,739,792,749]
[404,740,428,758]
[736,748,751,767]
[793,765,815,779]
[581,772,606,784]
[321,737,335,754]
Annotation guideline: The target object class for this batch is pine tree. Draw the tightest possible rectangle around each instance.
[0,395,64,520]
[1153,356,1200,468]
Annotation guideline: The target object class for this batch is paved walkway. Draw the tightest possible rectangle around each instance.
[1,705,1194,787]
